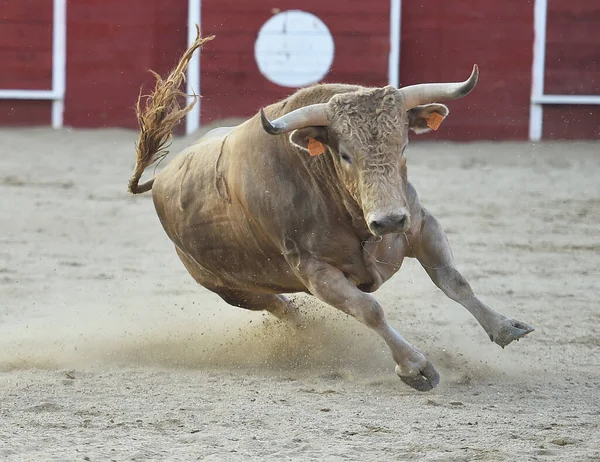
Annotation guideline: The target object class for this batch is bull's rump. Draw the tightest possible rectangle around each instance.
[151,138,305,293]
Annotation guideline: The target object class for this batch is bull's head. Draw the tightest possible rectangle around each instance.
[260,66,478,236]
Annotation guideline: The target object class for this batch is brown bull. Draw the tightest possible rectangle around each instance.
[128,29,534,391]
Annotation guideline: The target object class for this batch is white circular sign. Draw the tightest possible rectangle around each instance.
[254,10,335,88]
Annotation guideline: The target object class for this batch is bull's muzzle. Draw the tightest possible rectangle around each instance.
[367,210,411,236]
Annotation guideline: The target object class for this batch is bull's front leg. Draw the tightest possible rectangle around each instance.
[412,209,534,348]
[299,261,439,391]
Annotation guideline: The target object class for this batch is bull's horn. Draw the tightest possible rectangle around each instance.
[260,103,329,135]
[398,64,479,110]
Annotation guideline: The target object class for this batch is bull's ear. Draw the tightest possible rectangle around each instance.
[408,104,449,134]
[289,127,330,155]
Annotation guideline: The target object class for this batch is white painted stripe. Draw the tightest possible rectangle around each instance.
[388,0,401,87]
[51,0,67,129]
[0,90,59,99]
[186,0,201,136]
[528,104,543,142]
[532,94,600,105]
[529,0,547,141]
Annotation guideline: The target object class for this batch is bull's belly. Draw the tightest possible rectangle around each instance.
[157,211,306,293]
[175,233,408,295]
[156,196,410,296]
[177,237,307,293]
[156,203,410,296]
[153,194,305,293]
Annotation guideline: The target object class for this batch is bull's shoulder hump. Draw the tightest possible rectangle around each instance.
[185,125,237,148]
[277,84,364,112]
[156,130,226,181]
[198,126,237,141]
[183,126,237,157]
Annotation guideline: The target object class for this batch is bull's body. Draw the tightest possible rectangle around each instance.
[153,86,408,296]
[129,31,533,391]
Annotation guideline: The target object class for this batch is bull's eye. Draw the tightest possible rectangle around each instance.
[340,152,351,163]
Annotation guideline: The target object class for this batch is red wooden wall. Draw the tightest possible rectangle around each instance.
[0,0,53,125]
[0,0,187,129]
[200,0,390,123]
[200,0,538,141]
[64,0,187,129]
[400,1,535,141]
[543,0,600,139]
[0,0,598,140]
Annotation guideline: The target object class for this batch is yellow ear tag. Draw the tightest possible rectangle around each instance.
[425,112,445,131]
[307,138,325,156]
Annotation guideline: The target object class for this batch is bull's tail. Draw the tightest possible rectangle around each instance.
[128,26,215,194]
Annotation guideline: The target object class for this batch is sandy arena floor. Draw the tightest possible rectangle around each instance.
[0,126,599,461]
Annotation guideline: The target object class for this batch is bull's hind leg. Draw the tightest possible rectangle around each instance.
[215,289,300,323]
[412,209,534,348]
[175,248,299,322]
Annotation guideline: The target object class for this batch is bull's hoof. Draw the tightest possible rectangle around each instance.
[395,361,440,392]
[490,318,535,349]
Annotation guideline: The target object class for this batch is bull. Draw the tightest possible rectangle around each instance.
[128,29,534,391]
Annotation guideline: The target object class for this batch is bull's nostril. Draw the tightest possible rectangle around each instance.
[369,212,410,235]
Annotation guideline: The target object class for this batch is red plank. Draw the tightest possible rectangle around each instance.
[0,1,53,93]
[400,0,534,140]
[203,0,389,15]
[0,23,53,50]
[64,0,188,129]
[541,0,600,140]
[545,0,600,95]
[0,0,52,22]
[543,105,600,140]
[545,70,600,95]
[0,100,50,125]
[0,50,52,89]
[202,11,389,36]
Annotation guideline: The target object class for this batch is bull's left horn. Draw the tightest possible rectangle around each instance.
[398,64,479,110]
[260,103,329,135]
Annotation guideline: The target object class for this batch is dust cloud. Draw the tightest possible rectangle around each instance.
[0,295,390,376]
[0,290,533,389]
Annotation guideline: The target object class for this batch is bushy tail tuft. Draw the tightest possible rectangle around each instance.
[128,26,215,194]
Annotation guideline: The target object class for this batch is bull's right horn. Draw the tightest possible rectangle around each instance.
[398,64,479,110]
[260,103,329,135]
